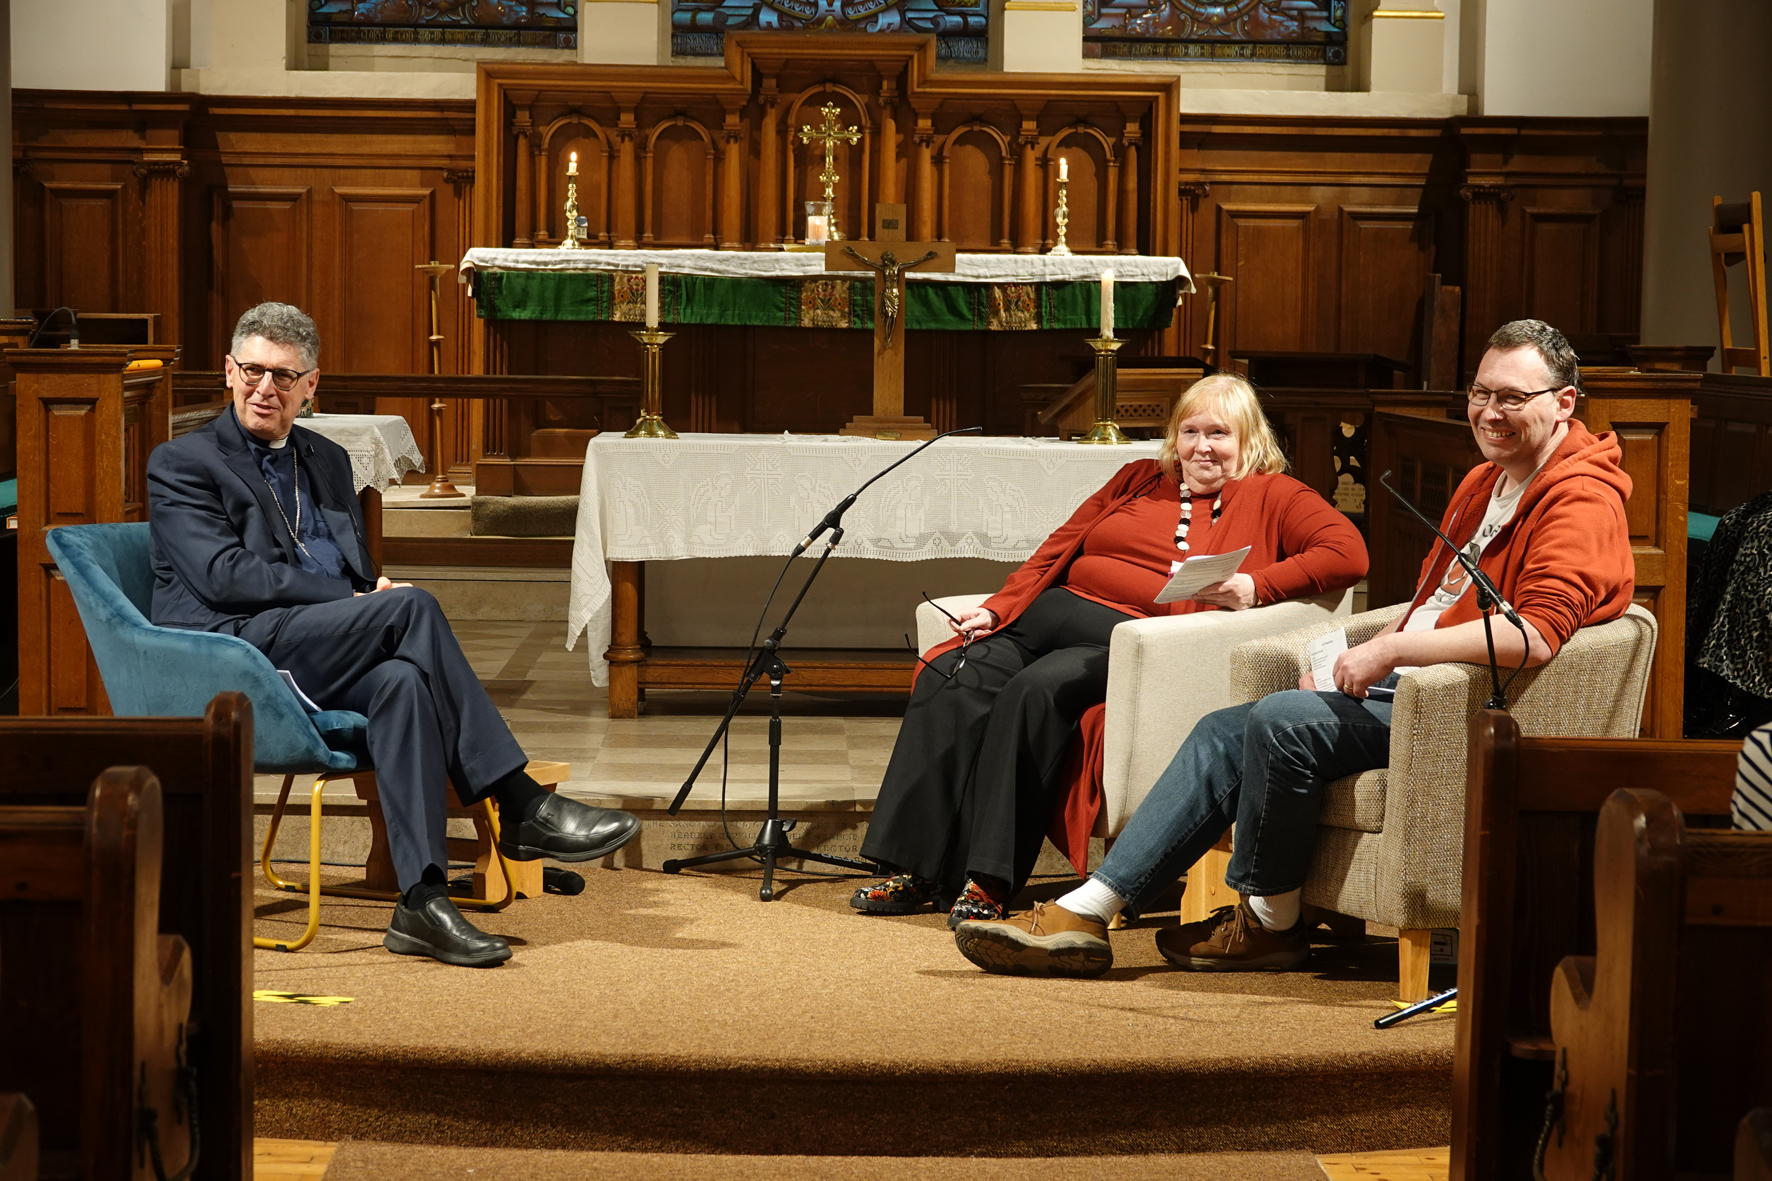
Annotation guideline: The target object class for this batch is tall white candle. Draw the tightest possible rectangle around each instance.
[568,150,578,177]
[1099,268,1114,339]
[644,263,660,328]
[1059,155,1068,183]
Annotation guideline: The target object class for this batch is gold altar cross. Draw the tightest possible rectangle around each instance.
[824,234,957,440]
[798,103,861,237]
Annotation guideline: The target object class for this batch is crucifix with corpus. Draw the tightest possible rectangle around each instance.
[824,203,955,440]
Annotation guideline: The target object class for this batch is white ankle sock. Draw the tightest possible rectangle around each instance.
[1055,877,1125,924]
[1247,889,1302,932]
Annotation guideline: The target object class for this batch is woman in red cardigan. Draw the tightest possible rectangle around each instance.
[853,374,1369,927]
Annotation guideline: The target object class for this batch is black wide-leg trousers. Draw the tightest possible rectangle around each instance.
[238,587,528,890]
[861,588,1134,895]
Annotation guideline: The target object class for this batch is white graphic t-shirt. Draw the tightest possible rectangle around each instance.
[1401,470,1534,637]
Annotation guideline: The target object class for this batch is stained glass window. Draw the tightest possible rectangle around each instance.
[669,0,987,63]
[1084,0,1346,64]
[308,1,577,50]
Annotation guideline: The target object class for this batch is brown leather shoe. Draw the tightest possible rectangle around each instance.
[1155,901,1309,971]
[953,901,1112,978]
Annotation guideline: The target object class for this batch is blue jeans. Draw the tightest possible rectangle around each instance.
[1092,688,1394,916]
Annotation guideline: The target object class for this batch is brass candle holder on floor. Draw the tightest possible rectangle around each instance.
[1077,336,1129,444]
[625,328,678,439]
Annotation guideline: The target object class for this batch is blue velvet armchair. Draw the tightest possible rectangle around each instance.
[46,522,520,951]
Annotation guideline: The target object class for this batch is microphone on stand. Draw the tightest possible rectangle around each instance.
[1376,469,1528,712]
[791,425,984,556]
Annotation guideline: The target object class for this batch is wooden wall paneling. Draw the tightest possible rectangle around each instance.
[208,184,312,364]
[1456,119,1647,372]
[334,187,434,375]
[41,180,127,312]
[1217,203,1316,357]
[642,116,716,247]
[1338,204,1437,365]
[1522,204,1601,335]
[939,123,1010,250]
[135,156,188,352]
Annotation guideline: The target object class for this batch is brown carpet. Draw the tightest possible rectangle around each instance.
[253,865,1454,1158]
[322,1143,1329,1179]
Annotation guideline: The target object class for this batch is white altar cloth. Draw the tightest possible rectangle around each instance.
[461,247,1192,291]
[301,413,426,493]
[566,432,1163,684]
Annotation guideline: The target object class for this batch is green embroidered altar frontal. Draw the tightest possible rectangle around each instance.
[473,269,1181,332]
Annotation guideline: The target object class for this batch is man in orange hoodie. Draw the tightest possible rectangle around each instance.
[953,319,1635,978]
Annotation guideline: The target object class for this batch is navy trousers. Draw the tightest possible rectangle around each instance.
[238,587,527,890]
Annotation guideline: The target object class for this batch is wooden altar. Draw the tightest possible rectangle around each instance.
[467,37,1183,437]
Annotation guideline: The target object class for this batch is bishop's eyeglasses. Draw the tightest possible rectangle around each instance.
[230,356,316,392]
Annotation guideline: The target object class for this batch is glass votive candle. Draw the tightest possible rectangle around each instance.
[805,201,832,245]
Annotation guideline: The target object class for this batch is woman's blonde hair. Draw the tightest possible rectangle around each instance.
[1157,373,1289,484]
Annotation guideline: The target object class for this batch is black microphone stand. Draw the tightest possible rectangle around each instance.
[1372,469,1534,1026]
[1377,469,1528,712]
[661,426,984,901]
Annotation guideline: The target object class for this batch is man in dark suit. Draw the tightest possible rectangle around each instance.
[147,301,639,967]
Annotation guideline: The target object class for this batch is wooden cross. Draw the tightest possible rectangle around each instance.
[798,103,860,237]
[824,214,956,440]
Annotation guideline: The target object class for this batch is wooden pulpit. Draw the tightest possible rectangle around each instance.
[823,237,956,440]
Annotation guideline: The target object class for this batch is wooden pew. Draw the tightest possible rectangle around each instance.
[0,1092,37,1181]
[1742,1110,1772,1181]
[1452,711,1740,1181]
[1542,788,1772,1180]
[0,696,253,1181]
[0,767,193,1181]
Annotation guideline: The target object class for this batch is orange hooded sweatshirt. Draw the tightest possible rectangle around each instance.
[1399,419,1635,654]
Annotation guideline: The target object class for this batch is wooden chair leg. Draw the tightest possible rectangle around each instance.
[1398,928,1433,1003]
[1177,830,1238,924]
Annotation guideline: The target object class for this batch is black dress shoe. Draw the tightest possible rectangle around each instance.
[383,895,512,968]
[499,793,641,863]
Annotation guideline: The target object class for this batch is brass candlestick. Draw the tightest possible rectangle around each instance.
[624,328,678,439]
[415,260,465,497]
[1051,175,1072,256]
[1078,336,1129,444]
[558,157,584,251]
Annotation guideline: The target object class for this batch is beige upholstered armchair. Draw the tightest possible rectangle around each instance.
[1222,601,1659,1000]
[915,589,1355,841]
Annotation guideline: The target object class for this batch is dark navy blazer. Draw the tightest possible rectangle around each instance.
[147,405,378,634]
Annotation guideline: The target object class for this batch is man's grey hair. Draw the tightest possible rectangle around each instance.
[1485,319,1581,394]
[232,302,320,370]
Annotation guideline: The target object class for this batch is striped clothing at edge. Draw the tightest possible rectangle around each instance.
[1734,722,1772,831]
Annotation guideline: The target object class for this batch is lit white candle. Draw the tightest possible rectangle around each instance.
[806,214,829,245]
[644,263,660,328]
[1059,155,1068,183]
[1099,268,1114,339]
[568,150,578,177]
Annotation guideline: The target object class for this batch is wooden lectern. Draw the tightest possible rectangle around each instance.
[824,205,954,439]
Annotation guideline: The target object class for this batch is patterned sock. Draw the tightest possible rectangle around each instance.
[1247,889,1302,932]
[1055,876,1125,924]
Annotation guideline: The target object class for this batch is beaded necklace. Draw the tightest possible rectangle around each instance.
[1169,486,1224,574]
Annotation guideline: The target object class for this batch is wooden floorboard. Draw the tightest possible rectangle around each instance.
[1316,1146,1449,1181]
[255,1137,339,1180]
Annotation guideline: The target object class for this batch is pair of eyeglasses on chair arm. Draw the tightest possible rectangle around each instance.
[904,592,977,682]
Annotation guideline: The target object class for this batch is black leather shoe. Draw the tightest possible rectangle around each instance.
[499,793,641,863]
[383,895,512,968]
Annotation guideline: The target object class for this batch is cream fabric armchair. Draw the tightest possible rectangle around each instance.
[1223,601,1659,1000]
[915,589,1355,840]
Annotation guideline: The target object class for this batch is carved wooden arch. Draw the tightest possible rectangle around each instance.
[937,121,1014,251]
[535,112,612,246]
[641,114,717,247]
[783,82,874,244]
[1043,122,1120,253]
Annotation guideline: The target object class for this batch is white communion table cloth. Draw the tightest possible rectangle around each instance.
[566,432,1163,684]
[301,413,426,494]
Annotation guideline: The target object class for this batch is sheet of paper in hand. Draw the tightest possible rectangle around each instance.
[1303,629,1394,700]
[1154,546,1253,604]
